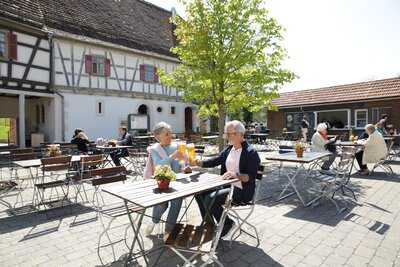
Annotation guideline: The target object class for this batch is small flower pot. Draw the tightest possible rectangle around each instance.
[295,148,304,158]
[157,179,170,191]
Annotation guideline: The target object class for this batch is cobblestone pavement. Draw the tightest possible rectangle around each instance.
[1,154,400,267]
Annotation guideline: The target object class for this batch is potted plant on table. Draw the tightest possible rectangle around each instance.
[294,142,305,158]
[154,165,176,191]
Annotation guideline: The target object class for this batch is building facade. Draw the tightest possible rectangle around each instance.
[0,0,198,147]
[268,77,400,137]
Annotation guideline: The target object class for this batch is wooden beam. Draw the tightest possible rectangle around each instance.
[109,51,122,91]
[56,42,70,87]
[21,38,41,82]
[129,57,140,91]
[76,47,86,87]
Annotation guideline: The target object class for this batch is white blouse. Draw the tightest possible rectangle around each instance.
[226,146,243,189]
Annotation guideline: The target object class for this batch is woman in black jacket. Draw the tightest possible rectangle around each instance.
[194,120,260,237]
[71,128,90,154]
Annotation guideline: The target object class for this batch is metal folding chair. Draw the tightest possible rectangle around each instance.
[371,140,395,176]
[34,155,72,210]
[69,154,105,203]
[228,165,264,247]
[308,147,357,213]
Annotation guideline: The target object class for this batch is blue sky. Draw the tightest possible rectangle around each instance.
[146,0,400,92]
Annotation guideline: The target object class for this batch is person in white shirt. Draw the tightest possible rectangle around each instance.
[311,123,337,171]
[194,120,260,238]
[355,124,388,175]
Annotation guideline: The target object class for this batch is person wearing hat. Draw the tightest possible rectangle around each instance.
[311,123,337,172]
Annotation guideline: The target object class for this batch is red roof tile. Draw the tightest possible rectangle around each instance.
[273,77,400,108]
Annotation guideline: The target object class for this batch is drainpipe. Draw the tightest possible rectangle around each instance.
[48,31,65,142]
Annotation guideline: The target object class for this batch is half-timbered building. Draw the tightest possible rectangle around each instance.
[0,0,198,146]
[0,1,61,147]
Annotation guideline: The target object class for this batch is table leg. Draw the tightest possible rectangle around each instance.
[124,201,147,267]
[277,163,307,206]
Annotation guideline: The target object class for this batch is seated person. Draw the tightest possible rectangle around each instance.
[144,122,185,234]
[311,123,337,171]
[71,128,90,154]
[193,120,260,237]
[387,124,395,136]
[355,124,388,175]
[375,121,387,136]
[110,127,134,166]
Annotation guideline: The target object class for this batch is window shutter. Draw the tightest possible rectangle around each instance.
[154,66,159,83]
[139,64,145,81]
[104,58,111,77]
[85,55,93,74]
[7,32,17,60]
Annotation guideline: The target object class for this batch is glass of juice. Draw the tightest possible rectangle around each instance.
[186,143,196,165]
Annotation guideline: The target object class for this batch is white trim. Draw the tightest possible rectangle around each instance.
[354,109,368,129]
[314,109,350,130]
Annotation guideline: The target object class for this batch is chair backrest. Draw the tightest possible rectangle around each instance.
[80,154,104,169]
[41,155,72,172]
[88,166,127,186]
[337,146,356,175]
[10,148,37,161]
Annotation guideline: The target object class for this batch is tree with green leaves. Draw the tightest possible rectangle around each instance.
[160,0,295,150]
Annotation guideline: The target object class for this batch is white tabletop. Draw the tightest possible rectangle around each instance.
[265,151,332,163]
[96,145,133,150]
[334,141,364,147]
[13,155,81,168]
[102,172,238,208]
[201,135,219,139]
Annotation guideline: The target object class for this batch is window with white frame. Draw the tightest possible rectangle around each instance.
[0,31,6,58]
[355,109,368,128]
[96,101,104,116]
[315,109,350,129]
[92,55,105,76]
[144,65,155,82]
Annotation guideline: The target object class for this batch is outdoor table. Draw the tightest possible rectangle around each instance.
[249,133,269,144]
[282,131,296,140]
[264,151,332,206]
[201,135,219,142]
[12,155,81,207]
[102,172,239,266]
[96,145,133,167]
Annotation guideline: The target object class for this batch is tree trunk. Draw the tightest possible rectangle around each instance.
[217,107,226,152]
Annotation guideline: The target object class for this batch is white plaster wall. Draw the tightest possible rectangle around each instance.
[62,93,198,140]
[54,39,179,97]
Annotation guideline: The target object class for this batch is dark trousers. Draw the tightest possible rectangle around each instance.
[355,150,368,170]
[195,188,233,227]
[110,149,129,166]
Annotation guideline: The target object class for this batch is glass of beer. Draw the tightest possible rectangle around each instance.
[186,143,196,165]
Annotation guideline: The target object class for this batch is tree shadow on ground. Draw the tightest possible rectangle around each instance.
[351,171,400,183]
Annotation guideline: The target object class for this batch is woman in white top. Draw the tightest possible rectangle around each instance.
[311,123,337,171]
[356,124,388,175]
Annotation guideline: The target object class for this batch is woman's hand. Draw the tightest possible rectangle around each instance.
[221,171,236,180]
[171,150,185,161]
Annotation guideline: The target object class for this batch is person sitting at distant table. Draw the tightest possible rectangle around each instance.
[110,126,134,166]
[71,128,90,154]
[311,123,337,172]
[375,121,387,136]
[193,120,261,237]
[355,124,387,175]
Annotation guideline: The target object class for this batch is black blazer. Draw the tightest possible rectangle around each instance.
[202,141,261,204]
[117,132,134,146]
[71,137,90,153]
